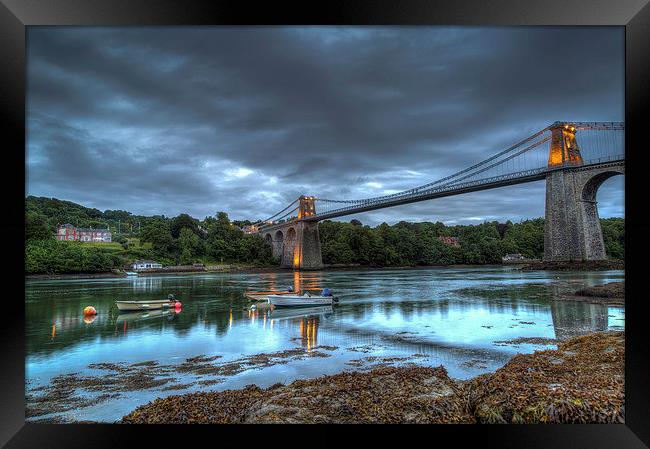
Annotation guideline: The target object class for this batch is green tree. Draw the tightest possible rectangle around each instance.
[141,218,175,255]
[178,227,201,264]
[25,211,52,241]
[171,214,200,239]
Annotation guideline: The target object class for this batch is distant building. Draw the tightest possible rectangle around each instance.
[502,253,525,262]
[56,224,77,241]
[56,224,112,242]
[132,260,163,270]
[241,225,259,234]
[438,236,460,247]
[77,227,112,242]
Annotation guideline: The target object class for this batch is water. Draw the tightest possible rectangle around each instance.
[25,266,625,422]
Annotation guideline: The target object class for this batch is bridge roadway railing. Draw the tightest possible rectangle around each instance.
[255,155,624,233]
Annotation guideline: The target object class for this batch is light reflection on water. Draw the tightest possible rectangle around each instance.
[25,266,624,422]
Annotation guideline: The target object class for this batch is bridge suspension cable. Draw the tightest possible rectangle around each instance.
[253,121,624,228]
[251,197,300,227]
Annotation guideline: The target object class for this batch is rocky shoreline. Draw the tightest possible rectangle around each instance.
[120,331,624,424]
[521,259,624,271]
[556,281,624,306]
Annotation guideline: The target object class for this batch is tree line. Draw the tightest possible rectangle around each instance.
[25,196,274,274]
[25,196,624,274]
[319,217,624,266]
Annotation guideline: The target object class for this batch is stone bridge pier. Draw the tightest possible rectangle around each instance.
[544,162,624,261]
[263,221,323,269]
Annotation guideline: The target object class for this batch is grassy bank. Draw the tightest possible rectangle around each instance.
[120,331,624,424]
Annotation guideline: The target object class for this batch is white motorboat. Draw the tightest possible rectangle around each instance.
[125,271,138,276]
[115,299,173,311]
[267,292,338,307]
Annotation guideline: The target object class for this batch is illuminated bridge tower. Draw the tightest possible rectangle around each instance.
[263,196,323,270]
[544,123,624,261]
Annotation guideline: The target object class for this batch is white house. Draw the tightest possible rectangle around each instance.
[132,260,163,270]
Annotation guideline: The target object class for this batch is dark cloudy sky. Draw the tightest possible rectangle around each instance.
[26,26,624,225]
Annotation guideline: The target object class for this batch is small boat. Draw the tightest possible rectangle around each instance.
[245,290,293,301]
[115,299,173,311]
[125,271,138,276]
[267,292,338,307]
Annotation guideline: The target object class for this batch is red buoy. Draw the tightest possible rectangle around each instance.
[83,306,97,316]
[174,301,182,310]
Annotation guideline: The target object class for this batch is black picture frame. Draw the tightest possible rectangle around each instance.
[2,0,649,447]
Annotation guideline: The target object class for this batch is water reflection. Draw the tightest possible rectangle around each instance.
[550,300,609,340]
[131,276,162,292]
[26,269,624,378]
[25,268,625,422]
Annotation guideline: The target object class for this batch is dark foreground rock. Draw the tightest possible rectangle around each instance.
[120,332,624,424]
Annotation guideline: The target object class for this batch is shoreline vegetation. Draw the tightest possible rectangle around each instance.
[24,259,625,281]
[119,331,624,424]
[26,196,624,276]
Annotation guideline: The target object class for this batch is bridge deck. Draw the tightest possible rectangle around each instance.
[256,158,623,234]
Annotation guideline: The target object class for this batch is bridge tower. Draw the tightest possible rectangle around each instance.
[544,123,624,261]
[263,196,323,270]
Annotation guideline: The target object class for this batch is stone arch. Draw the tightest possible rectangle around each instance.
[268,230,284,259]
[577,166,624,260]
[581,169,624,202]
[283,227,298,267]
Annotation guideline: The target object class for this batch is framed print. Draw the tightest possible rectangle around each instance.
[2,0,649,447]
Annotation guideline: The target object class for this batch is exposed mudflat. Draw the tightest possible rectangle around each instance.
[557,281,624,305]
[120,332,624,424]
[25,346,337,419]
[575,281,624,299]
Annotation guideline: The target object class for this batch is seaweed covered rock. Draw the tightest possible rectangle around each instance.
[120,332,625,424]
[574,281,624,299]
[466,332,624,423]
[121,366,471,424]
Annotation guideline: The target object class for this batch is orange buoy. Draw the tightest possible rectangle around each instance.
[83,314,97,324]
[83,306,97,316]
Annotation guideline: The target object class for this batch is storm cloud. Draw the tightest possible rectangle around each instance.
[26,26,624,225]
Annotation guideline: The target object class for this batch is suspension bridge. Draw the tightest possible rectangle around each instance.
[247,121,624,269]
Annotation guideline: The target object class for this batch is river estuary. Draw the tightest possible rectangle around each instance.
[25,266,625,422]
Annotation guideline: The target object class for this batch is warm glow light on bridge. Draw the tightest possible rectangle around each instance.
[549,123,583,167]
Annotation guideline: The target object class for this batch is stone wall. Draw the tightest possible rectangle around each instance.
[544,163,624,261]
[261,221,323,269]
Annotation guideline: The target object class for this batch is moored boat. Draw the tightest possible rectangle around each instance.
[115,299,173,311]
[125,271,138,276]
